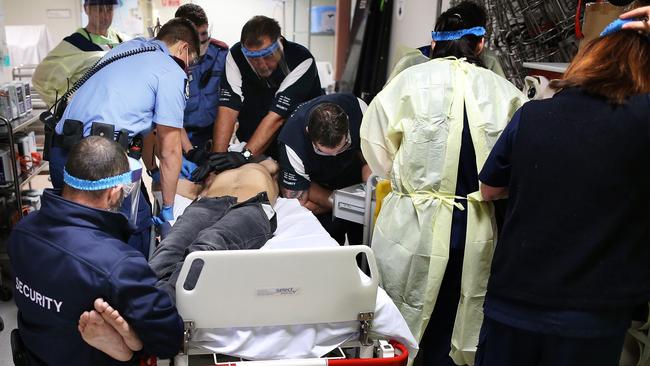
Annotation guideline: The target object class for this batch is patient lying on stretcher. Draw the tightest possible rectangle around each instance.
[79,160,421,362]
[149,160,280,299]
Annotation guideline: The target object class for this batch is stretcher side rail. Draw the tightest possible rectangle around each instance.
[173,246,384,364]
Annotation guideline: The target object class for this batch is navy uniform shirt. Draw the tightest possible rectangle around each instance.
[277,93,366,191]
[8,190,183,365]
[219,38,323,151]
[479,101,635,337]
[184,39,228,129]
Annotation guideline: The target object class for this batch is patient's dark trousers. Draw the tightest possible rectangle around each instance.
[148,193,276,301]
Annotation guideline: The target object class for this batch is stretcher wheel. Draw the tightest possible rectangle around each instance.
[0,285,12,301]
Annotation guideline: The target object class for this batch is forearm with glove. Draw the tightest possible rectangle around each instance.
[190,148,252,182]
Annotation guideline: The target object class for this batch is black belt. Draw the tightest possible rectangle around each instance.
[51,130,131,149]
[51,120,142,159]
[185,125,212,134]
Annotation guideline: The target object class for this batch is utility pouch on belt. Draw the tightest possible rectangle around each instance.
[39,111,57,161]
[128,134,143,160]
[90,122,115,140]
[61,119,84,149]
[116,129,130,150]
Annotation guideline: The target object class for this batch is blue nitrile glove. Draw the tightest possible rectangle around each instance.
[180,156,198,179]
[152,205,174,226]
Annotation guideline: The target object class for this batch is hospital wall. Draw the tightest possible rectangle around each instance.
[386,0,451,75]
[4,0,81,48]
[153,0,337,70]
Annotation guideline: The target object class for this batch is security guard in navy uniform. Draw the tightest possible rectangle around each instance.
[206,15,322,174]
[47,18,201,257]
[8,137,183,365]
[277,93,371,245]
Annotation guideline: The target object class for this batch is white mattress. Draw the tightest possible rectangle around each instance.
[161,195,418,360]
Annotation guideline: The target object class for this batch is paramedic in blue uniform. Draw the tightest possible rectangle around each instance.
[476,21,650,366]
[175,3,228,149]
[48,18,200,257]
[210,15,322,165]
[8,137,183,366]
[277,93,370,245]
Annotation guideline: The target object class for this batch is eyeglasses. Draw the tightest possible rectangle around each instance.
[312,130,352,156]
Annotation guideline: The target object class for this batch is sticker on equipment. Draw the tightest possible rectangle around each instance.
[256,287,300,296]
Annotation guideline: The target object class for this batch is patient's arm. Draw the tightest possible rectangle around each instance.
[175,160,279,205]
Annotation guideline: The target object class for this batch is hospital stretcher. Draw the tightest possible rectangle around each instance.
[153,194,418,365]
[160,246,409,366]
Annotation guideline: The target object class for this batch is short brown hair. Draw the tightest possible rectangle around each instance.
[551,31,650,104]
[307,103,349,148]
[156,17,200,56]
[175,4,208,27]
[240,16,281,48]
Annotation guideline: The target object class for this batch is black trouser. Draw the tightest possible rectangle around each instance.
[413,247,465,366]
[148,193,276,301]
[474,316,628,366]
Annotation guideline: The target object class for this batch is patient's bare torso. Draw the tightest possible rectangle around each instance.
[176,161,279,204]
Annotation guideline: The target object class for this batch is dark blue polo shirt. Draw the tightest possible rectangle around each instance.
[277,93,365,191]
[219,38,323,157]
[479,91,641,336]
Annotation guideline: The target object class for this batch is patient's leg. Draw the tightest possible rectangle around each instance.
[149,196,237,288]
[164,193,276,298]
[78,310,133,361]
[94,298,143,352]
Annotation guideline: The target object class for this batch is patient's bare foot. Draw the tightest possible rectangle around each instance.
[94,298,143,351]
[78,310,133,361]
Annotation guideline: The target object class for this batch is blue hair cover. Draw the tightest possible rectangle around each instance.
[431,26,486,41]
[600,19,637,37]
[63,157,142,191]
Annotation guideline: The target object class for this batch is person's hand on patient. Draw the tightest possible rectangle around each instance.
[151,155,200,186]
[190,151,252,182]
[180,156,198,180]
[620,6,650,34]
[185,147,214,165]
[152,205,174,226]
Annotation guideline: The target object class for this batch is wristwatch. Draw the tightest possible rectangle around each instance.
[242,148,253,160]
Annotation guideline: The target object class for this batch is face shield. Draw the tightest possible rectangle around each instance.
[63,157,142,226]
[83,0,122,49]
[241,39,290,80]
